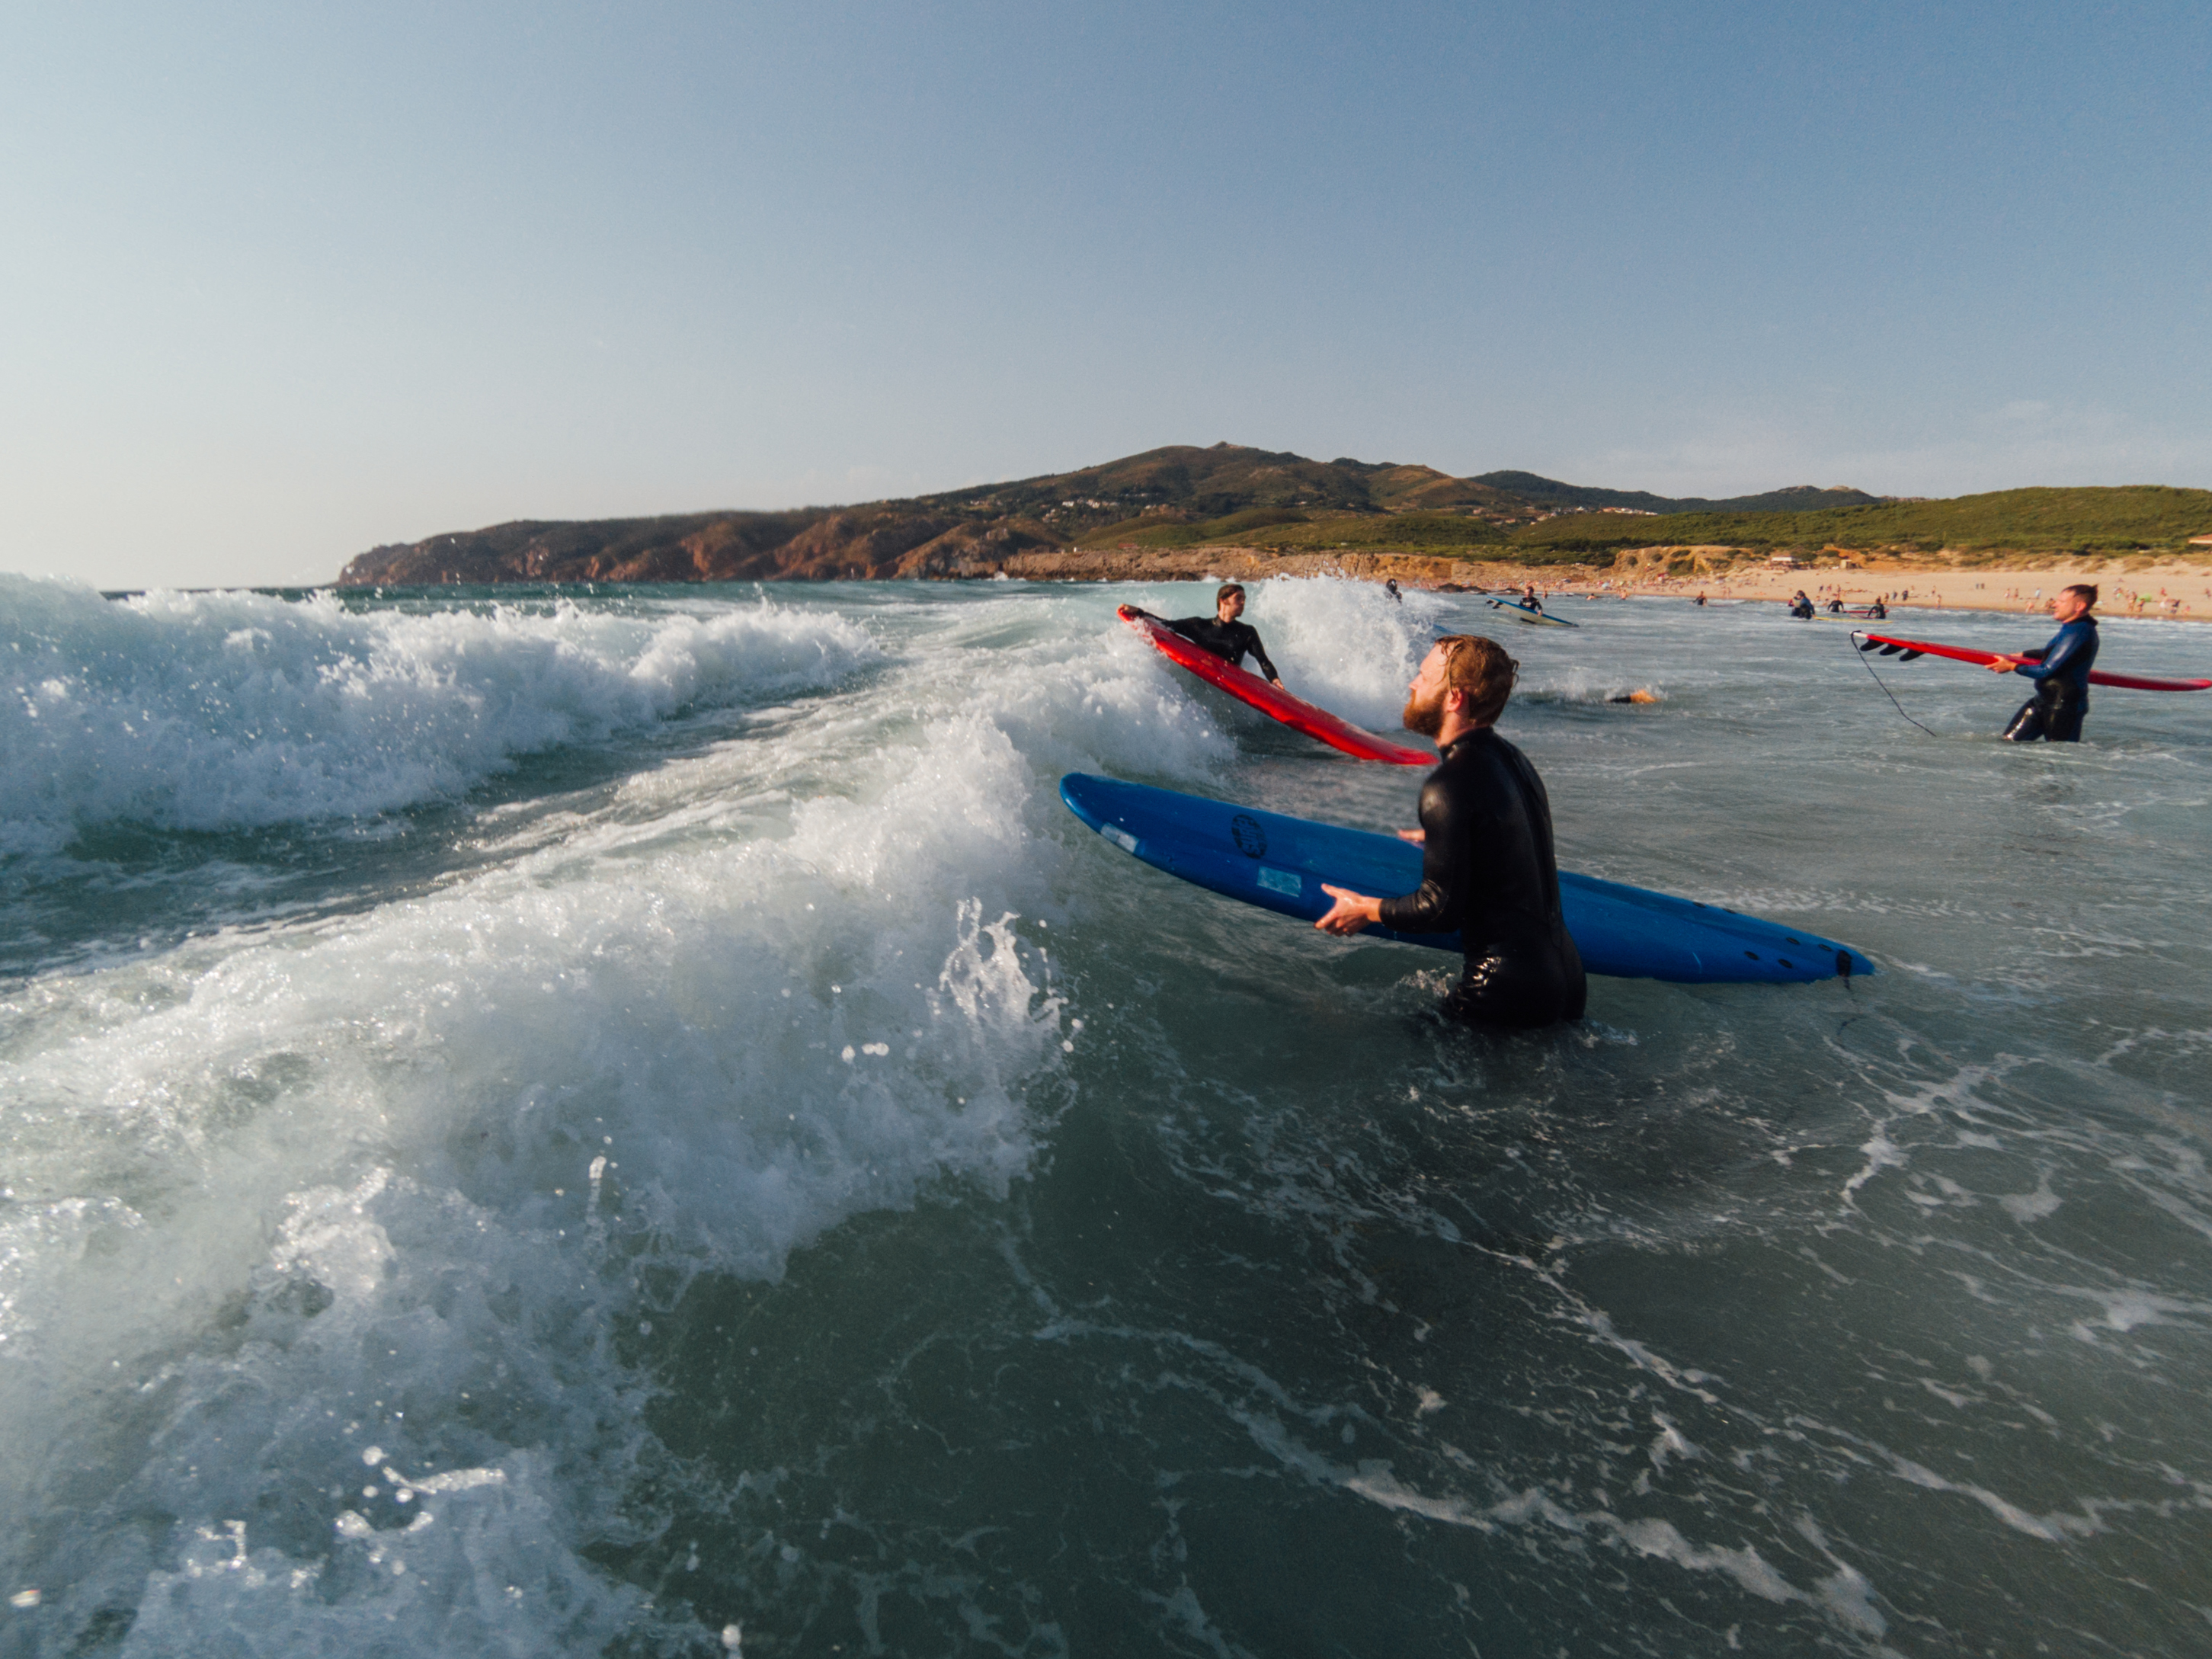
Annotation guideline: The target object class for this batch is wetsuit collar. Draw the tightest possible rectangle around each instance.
[1436,726,1495,763]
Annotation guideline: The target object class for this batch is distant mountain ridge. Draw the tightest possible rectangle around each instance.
[334,444,2205,587]
[1473,472,1882,515]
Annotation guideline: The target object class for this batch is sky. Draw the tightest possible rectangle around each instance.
[3,0,2208,588]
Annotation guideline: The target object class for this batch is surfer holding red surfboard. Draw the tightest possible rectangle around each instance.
[1855,582,2212,733]
[1986,583,2098,742]
[1118,600,1436,764]
[1124,584,1282,685]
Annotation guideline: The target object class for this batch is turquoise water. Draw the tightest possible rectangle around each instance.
[2,574,2208,1656]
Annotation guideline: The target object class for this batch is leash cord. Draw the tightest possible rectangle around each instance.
[1849,631,1942,738]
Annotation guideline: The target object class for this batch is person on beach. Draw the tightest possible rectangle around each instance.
[1990,584,2098,742]
[1125,583,1282,684]
[1314,636,1586,1030]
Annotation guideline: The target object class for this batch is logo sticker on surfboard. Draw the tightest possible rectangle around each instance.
[1230,815,1267,857]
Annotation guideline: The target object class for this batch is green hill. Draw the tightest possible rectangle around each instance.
[1507,486,2212,561]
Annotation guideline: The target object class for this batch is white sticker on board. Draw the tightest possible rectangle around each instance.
[1256,866,1302,896]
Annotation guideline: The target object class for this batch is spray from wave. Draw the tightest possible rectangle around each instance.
[0,577,879,853]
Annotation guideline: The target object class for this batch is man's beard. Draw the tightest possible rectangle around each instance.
[1402,686,1446,737]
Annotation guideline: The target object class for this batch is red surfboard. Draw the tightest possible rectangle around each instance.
[1119,606,1434,764]
[1854,630,2212,693]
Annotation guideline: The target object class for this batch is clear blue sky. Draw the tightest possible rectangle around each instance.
[5,0,2207,588]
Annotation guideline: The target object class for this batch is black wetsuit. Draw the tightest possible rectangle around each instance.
[1378,729,1586,1029]
[1788,597,1815,619]
[2002,615,2098,742]
[1148,612,1280,682]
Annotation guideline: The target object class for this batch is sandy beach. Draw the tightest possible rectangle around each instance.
[982,541,2212,623]
[1532,555,2212,622]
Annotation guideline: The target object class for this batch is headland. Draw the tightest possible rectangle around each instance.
[333,443,2212,620]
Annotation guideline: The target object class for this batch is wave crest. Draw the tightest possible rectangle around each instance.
[1,577,878,847]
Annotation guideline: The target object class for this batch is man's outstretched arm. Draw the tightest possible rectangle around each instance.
[1244,629,1282,684]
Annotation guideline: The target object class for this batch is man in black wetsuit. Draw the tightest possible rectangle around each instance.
[1127,584,1281,683]
[1989,583,2098,741]
[1314,635,1586,1029]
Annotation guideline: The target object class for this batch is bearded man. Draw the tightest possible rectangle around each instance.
[1314,635,1586,1029]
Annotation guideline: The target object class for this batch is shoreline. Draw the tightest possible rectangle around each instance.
[979,545,2212,623]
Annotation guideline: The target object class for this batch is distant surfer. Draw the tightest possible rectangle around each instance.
[1867,597,1887,620]
[1990,584,2098,742]
[1788,591,1815,620]
[1521,584,1544,615]
[1314,636,1586,1030]
[1125,584,1281,684]
[1385,578,1403,604]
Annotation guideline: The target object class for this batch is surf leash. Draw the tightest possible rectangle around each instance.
[1847,629,1941,738]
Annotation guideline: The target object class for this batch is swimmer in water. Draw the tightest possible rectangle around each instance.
[1990,584,2098,742]
[1385,578,1403,604]
[1124,583,1281,684]
[1314,636,1586,1030]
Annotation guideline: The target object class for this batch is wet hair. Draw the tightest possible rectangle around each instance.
[1434,634,1518,725]
[1215,583,1246,608]
[2063,584,2098,608]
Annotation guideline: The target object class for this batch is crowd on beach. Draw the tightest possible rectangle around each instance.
[1478,566,2212,620]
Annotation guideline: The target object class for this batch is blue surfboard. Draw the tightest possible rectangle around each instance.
[1060,773,1874,985]
[1487,598,1578,628]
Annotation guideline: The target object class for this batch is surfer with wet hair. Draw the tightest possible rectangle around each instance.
[1124,584,1281,684]
[1314,635,1586,1030]
[1990,584,2098,742]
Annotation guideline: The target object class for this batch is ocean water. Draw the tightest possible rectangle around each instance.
[2,572,2208,1657]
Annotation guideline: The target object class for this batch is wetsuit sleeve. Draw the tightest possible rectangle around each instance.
[1377,778,1459,934]
[2015,623,2090,681]
[1242,626,1281,684]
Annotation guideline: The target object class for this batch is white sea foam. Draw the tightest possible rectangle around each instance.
[1240,577,1435,731]
[0,575,879,850]
[0,594,1181,1653]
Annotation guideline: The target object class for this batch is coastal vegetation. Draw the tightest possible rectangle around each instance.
[1506,485,2212,560]
[335,446,2212,588]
